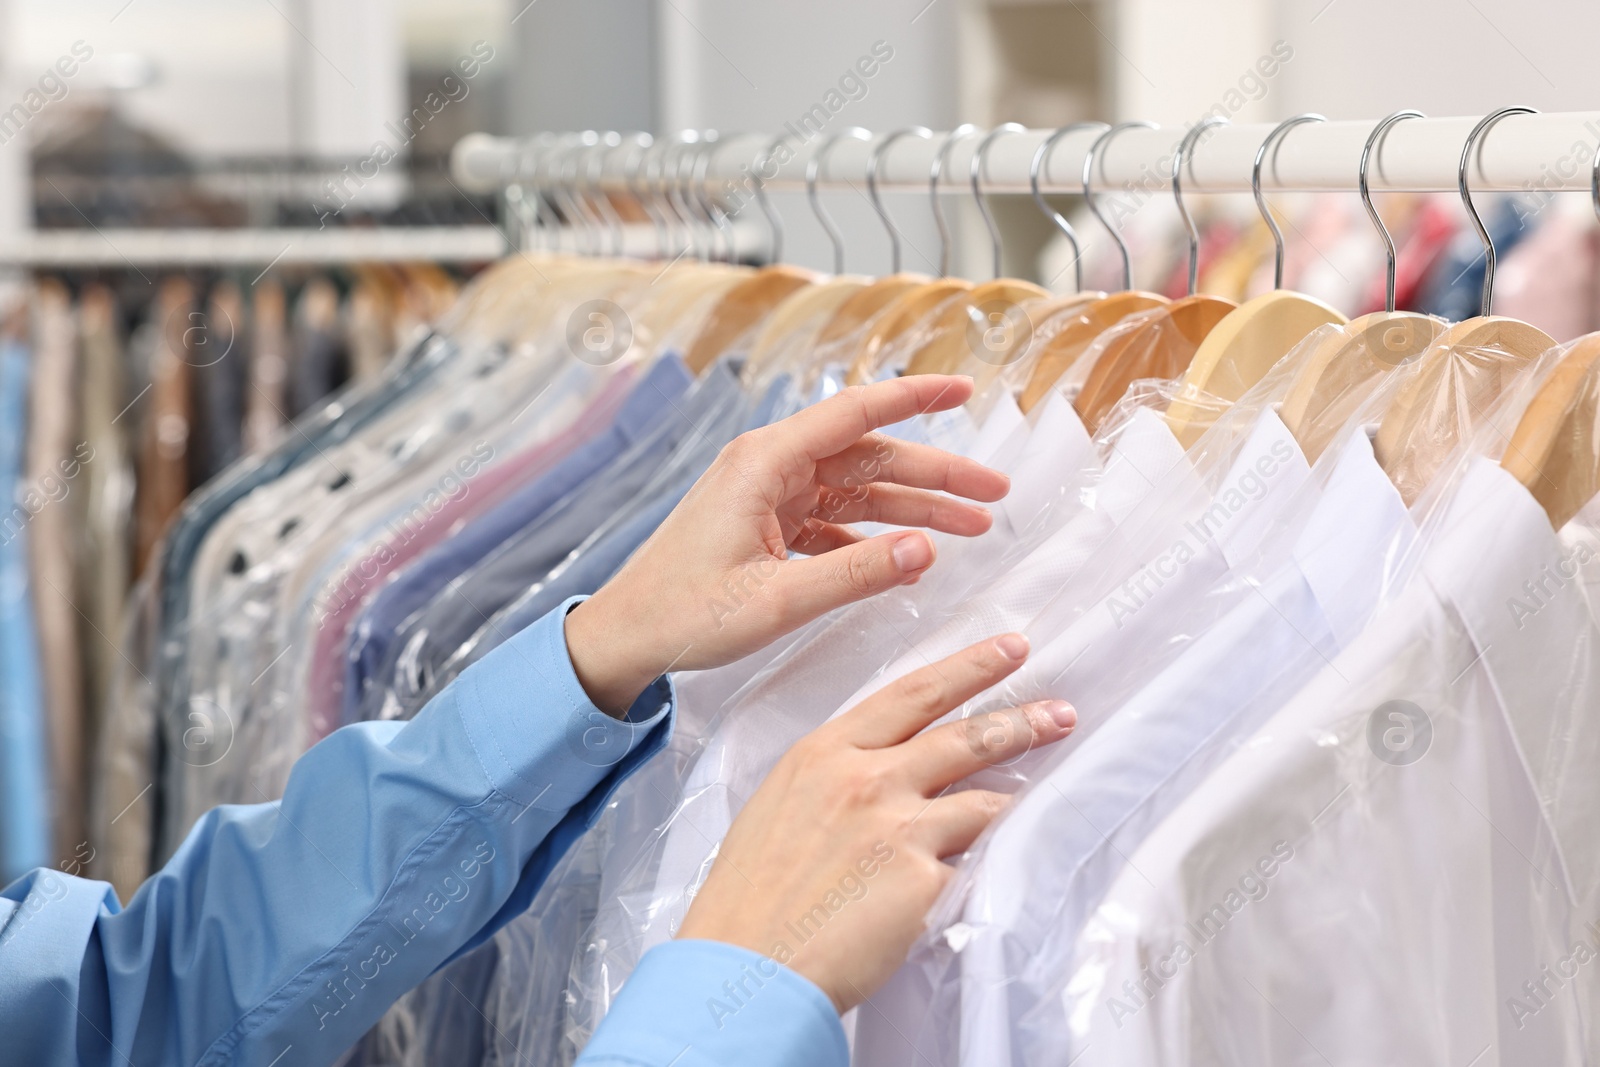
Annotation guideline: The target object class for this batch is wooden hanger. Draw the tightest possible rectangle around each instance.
[683,263,818,374]
[1281,112,1448,463]
[1375,108,1556,503]
[1167,116,1349,447]
[745,274,871,379]
[1075,295,1236,433]
[1500,141,1600,528]
[966,291,1101,403]
[1019,121,1178,412]
[904,279,1050,377]
[845,278,973,383]
[1502,334,1600,529]
[1074,118,1240,433]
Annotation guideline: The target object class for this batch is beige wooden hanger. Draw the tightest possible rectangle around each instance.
[1500,142,1600,529]
[683,264,818,374]
[1280,112,1447,463]
[902,126,1053,377]
[1074,118,1238,433]
[1375,108,1556,503]
[745,274,871,379]
[1502,334,1600,529]
[1166,115,1348,447]
[1018,122,1174,412]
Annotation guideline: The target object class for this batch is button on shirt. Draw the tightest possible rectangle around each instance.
[1067,457,1600,1067]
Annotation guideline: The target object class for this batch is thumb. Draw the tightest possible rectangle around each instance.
[775,530,935,623]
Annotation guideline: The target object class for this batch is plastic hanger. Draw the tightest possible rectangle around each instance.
[1019,121,1171,413]
[906,125,1048,377]
[1500,137,1600,528]
[1279,110,1447,462]
[1073,118,1238,433]
[1165,114,1349,446]
[1376,107,1556,502]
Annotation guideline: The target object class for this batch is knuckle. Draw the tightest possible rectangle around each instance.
[898,671,945,713]
[840,551,881,598]
[719,431,761,467]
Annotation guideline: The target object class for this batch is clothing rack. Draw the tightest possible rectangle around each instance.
[451,113,1600,198]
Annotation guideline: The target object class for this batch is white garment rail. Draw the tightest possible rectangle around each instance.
[451,113,1600,198]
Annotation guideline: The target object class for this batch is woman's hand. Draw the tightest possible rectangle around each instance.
[675,635,1076,1012]
[564,374,1009,713]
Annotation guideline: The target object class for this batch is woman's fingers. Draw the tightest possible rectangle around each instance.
[771,531,938,625]
[899,699,1077,794]
[763,376,976,466]
[788,519,864,556]
[911,789,1013,859]
[813,435,1010,503]
[807,483,994,539]
[832,635,1031,750]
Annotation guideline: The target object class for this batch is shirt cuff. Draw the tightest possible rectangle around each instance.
[581,940,848,1067]
[456,594,673,814]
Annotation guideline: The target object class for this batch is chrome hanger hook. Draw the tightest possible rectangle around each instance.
[1173,117,1229,297]
[807,126,871,274]
[560,133,603,256]
[1461,106,1538,316]
[972,122,1027,280]
[694,131,737,263]
[1253,113,1325,289]
[754,133,789,264]
[1360,110,1424,313]
[930,124,978,277]
[587,131,627,257]
[1083,120,1157,291]
[624,134,669,259]
[867,126,932,274]
[1030,122,1106,294]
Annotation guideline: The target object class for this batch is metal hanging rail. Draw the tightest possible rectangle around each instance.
[452,113,1600,198]
[0,226,506,268]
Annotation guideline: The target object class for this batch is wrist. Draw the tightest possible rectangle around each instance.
[564,590,665,717]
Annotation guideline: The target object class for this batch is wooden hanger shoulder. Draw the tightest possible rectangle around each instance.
[815,273,929,348]
[846,278,973,384]
[903,279,1050,378]
[1278,311,1445,463]
[1074,294,1235,434]
[965,291,1101,402]
[1503,333,1600,529]
[745,275,870,376]
[1018,291,1169,413]
[683,264,819,375]
[1375,315,1556,504]
[1166,290,1347,447]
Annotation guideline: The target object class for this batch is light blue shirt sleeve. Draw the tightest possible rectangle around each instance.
[0,596,675,1067]
[577,940,849,1067]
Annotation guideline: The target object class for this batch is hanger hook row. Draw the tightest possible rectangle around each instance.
[1173,117,1229,297]
[1083,120,1157,291]
[930,124,978,277]
[1461,106,1538,316]
[807,126,872,275]
[868,127,933,274]
[1359,110,1425,313]
[971,122,1028,280]
[1253,113,1325,290]
[1030,122,1107,294]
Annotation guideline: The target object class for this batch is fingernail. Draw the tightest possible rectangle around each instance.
[995,633,1029,660]
[892,532,933,573]
[1043,700,1077,729]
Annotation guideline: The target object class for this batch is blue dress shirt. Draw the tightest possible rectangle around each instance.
[344,354,697,727]
[0,598,846,1066]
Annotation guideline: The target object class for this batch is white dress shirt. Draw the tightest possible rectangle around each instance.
[942,426,1414,1067]
[1066,456,1600,1067]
